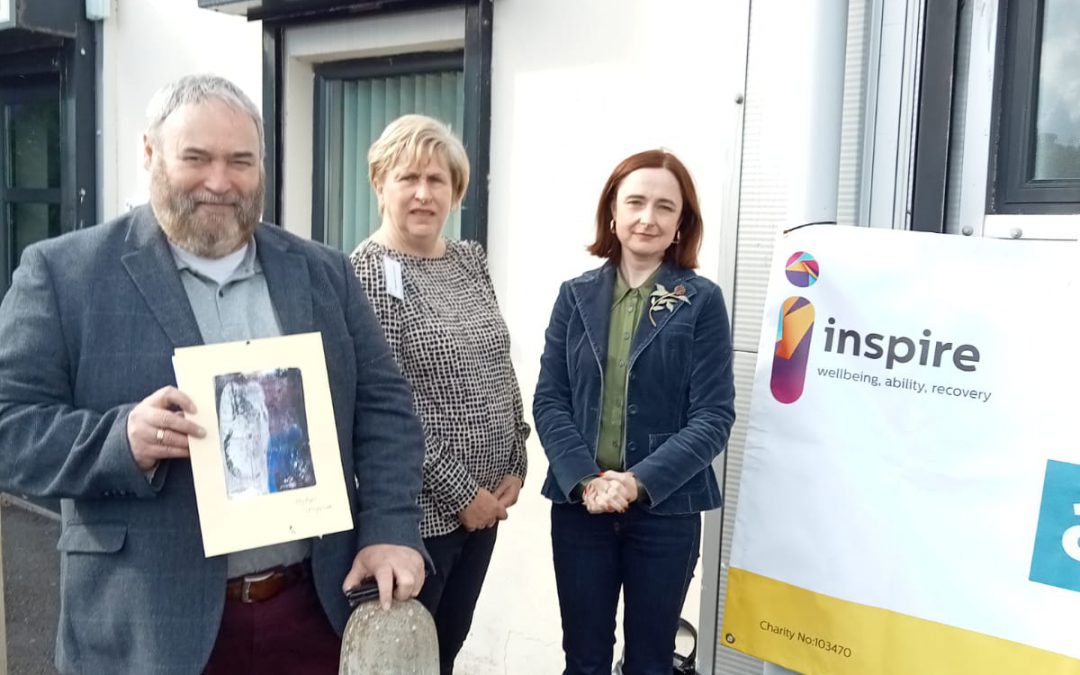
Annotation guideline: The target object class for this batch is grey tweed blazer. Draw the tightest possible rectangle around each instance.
[0,206,426,675]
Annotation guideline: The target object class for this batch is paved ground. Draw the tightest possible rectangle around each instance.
[2,498,60,674]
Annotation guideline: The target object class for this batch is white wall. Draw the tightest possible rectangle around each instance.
[99,0,262,220]
[475,1,747,672]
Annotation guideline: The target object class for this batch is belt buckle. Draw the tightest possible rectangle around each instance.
[240,569,277,603]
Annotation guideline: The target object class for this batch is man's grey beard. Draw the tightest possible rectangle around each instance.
[150,159,265,259]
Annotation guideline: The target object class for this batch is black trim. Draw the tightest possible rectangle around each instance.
[0,48,62,77]
[461,0,492,246]
[4,188,61,202]
[311,71,328,243]
[63,16,97,230]
[911,0,960,234]
[201,0,458,23]
[262,23,283,224]
[991,0,1080,214]
[0,30,65,56]
[0,0,79,38]
[314,51,463,79]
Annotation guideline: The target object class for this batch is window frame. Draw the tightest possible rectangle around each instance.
[310,49,466,246]
[260,0,493,246]
[0,12,96,296]
[0,74,62,294]
[990,0,1080,214]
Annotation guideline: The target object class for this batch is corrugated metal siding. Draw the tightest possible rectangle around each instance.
[713,350,763,675]
[713,0,776,669]
[837,1,870,227]
[729,57,785,355]
[714,2,872,673]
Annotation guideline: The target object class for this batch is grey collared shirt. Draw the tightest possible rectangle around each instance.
[170,239,311,577]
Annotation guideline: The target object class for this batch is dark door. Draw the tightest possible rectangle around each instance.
[0,75,62,297]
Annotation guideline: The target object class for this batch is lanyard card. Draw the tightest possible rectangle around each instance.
[383,256,404,300]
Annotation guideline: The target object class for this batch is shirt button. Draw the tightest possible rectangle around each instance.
[611,440,619,447]
[626,305,634,313]
[218,290,225,298]
[618,359,626,368]
[623,331,631,340]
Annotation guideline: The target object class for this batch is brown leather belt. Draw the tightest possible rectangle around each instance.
[225,561,310,604]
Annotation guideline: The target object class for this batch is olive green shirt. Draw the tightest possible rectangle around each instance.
[595,268,660,472]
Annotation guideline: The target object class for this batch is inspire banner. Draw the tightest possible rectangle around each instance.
[721,226,1080,675]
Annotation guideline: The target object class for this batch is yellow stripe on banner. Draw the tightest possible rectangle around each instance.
[720,568,1080,675]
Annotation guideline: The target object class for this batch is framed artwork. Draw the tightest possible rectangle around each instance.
[173,332,352,556]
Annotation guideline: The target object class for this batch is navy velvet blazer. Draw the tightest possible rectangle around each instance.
[533,261,736,514]
[0,206,426,674]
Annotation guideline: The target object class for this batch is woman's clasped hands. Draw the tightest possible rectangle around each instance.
[583,471,639,514]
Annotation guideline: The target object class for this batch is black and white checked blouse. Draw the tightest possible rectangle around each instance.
[351,239,529,538]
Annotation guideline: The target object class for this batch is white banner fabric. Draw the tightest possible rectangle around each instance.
[721,226,1080,675]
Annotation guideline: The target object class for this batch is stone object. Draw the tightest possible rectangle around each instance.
[339,598,438,674]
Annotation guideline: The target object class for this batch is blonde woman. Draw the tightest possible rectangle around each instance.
[350,114,529,674]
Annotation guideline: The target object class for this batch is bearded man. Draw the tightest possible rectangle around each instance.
[0,74,427,675]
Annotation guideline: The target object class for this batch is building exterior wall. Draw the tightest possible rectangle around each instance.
[98,0,262,220]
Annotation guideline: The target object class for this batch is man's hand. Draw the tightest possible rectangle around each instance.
[126,386,205,472]
[342,544,425,610]
[492,475,523,510]
[458,488,508,531]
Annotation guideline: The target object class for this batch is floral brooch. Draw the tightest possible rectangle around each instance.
[648,283,690,325]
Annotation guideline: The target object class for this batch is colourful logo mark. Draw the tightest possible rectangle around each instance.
[785,252,819,287]
[1030,460,1080,593]
[770,296,815,404]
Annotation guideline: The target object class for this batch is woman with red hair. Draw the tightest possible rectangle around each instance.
[534,149,736,675]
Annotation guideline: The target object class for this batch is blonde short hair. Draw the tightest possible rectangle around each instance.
[367,114,470,205]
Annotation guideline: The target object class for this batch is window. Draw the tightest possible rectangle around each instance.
[991,0,1080,214]
[246,0,492,248]
[0,3,97,297]
[313,52,465,253]
[0,74,61,295]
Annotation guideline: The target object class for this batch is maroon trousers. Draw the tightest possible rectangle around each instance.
[204,579,341,674]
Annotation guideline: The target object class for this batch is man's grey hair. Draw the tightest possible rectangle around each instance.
[145,74,264,154]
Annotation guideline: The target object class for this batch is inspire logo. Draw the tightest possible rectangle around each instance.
[785,251,819,287]
[770,252,817,404]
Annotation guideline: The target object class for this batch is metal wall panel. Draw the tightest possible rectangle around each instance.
[712,350,763,675]
[729,52,784,355]
[714,2,874,673]
[837,1,870,226]
[712,2,779,670]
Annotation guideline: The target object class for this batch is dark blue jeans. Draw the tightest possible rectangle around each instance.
[416,524,498,675]
[551,502,701,675]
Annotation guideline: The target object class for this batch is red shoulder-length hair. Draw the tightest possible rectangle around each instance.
[586,149,703,269]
